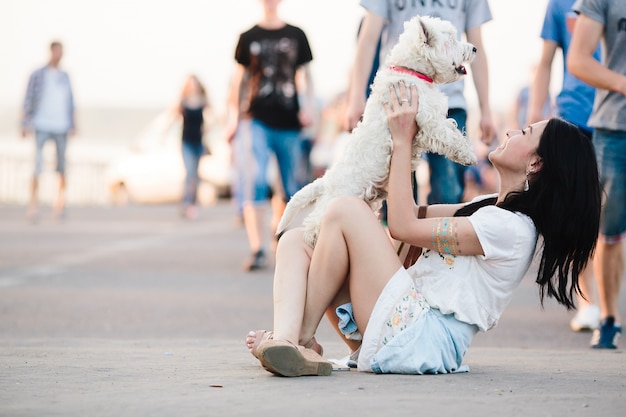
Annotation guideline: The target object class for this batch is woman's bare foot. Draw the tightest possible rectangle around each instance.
[246,330,324,358]
[246,330,274,358]
[301,336,324,356]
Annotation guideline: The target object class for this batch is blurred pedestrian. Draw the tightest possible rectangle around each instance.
[568,0,626,349]
[21,40,75,222]
[528,0,602,333]
[225,0,315,271]
[344,0,496,206]
[510,65,553,131]
[173,74,211,220]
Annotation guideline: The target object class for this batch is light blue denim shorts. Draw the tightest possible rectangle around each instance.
[34,130,68,175]
[358,267,478,374]
[593,128,626,243]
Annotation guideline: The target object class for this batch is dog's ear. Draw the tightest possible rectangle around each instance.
[419,18,432,47]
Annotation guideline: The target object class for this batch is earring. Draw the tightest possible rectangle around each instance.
[524,170,532,191]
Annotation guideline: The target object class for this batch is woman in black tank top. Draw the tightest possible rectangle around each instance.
[176,75,210,219]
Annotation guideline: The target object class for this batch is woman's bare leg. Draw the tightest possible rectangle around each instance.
[594,240,624,323]
[252,198,402,376]
[323,282,362,353]
[300,197,403,343]
[270,227,315,345]
[578,264,597,308]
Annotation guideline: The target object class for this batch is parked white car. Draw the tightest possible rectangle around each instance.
[105,112,231,205]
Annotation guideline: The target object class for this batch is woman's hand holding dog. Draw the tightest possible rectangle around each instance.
[383,81,420,150]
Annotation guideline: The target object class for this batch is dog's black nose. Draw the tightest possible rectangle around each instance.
[472,47,477,53]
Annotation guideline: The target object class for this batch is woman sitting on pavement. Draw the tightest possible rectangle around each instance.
[246,81,602,376]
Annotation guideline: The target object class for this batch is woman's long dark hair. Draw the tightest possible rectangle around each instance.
[455,118,602,309]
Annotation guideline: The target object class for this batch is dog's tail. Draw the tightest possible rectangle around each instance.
[276,178,324,236]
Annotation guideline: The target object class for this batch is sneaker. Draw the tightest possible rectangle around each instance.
[570,304,601,332]
[347,346,361,369]
[328,347,361,370]
[243,249,266,271]
[590,316,621,349]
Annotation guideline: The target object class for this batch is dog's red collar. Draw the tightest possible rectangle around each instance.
[388,65,433,83]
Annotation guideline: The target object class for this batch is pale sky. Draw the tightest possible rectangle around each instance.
[1,0,554,115]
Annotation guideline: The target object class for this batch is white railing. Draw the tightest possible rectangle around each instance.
[0,138,119,206]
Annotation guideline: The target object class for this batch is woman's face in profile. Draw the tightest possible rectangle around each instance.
[489,120,547,173]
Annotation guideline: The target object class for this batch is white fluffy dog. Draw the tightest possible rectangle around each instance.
[277,15,478,247]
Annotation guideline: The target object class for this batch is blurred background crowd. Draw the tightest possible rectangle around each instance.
[0,0,558,211]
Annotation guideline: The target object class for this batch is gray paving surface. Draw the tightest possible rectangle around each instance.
[0,202,624,417]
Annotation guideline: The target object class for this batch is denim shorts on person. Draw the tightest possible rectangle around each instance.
[358,267,478,374]
[593,128,626,243]
[370,307,477,374]
[232,119,302,205]
[34,130,68,175]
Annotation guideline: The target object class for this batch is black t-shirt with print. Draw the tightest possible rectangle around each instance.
[235,24,313,130]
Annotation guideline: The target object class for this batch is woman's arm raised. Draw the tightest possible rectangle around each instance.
[384,82,484,256]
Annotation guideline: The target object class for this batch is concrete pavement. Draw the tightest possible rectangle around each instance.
[0,202,624,417]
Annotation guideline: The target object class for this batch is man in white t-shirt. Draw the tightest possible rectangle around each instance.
[21,41,75,222]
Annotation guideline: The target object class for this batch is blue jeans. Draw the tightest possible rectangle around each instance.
[181,141,203,205]
[233,119,302,207]
[421,109,467,204]
[34,130,67,175]
[593,128,626,243]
